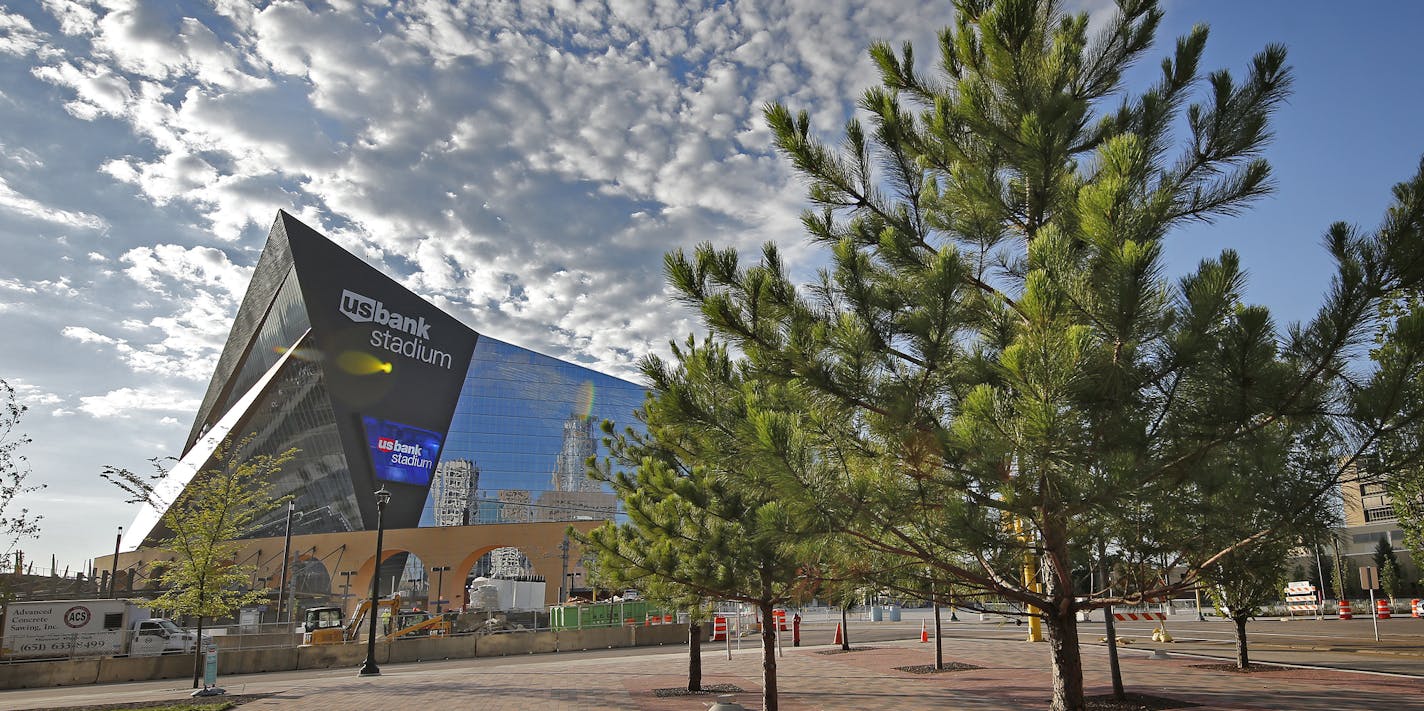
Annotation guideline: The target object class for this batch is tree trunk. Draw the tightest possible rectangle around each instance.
[1233,615,1250,670]
[1097,540,1124,700]
[1044,531,1085,711]
[759,601,779,711]
[688,620,703,692]
[1044,604,1086,711]
[840,604,850,651]
[190,615,204,689]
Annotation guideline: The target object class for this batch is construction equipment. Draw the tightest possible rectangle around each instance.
[389,610,453,638]
[301,595,402,645]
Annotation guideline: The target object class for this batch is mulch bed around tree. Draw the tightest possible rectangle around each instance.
[815,646,879,654]
[1188,663,1292,673]
[1085,692,1200,710]
[652,683,746,697]
[894,662,983,674]
[32,693,269,710]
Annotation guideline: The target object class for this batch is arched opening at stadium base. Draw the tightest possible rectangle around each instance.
[457,546,545,618]
[290,557,333,616]
[353,549,430,612]
[377,550,430,609]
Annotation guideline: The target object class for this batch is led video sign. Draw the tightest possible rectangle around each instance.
[361,416,443,486]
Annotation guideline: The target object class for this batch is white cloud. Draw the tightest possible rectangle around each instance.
[0,176,106,229]
[77,387,199,418]
[120,243,249,297]
[0,9,47,56]
[5,378,64,407]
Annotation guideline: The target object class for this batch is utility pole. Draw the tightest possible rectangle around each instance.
[558,536,571,604]
[108,526,122,598]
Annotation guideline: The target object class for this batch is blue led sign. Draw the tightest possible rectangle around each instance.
[361,416,443,486]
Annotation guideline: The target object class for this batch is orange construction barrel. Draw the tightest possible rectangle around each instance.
[1338,600,1352,620]
[1377,599,1391,620]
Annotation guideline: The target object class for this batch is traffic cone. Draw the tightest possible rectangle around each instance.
[920,620,929,643]
[833,623,843,646]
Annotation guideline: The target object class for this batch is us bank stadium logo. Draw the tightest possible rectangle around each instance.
[340,289,453,369]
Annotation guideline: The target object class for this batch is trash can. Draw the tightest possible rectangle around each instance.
[869,605,883,622]
[887,604,901,622]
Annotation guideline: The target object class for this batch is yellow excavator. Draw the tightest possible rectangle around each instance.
[301,595,453,645]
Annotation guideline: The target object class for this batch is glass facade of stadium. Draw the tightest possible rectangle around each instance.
[122,211,645,554]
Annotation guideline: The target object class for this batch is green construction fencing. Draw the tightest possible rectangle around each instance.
[549,601,673,630]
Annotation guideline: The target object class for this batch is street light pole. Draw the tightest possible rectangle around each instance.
[432,566,450,613]
[276,501,295,624]
[108,526,122,599]
[358,487,392,678]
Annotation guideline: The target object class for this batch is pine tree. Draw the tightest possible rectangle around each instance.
[663,1,1424,708]
[579,337,812,711]
[102,436,294,688]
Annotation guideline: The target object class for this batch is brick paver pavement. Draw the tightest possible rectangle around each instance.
[7,635,1423,710]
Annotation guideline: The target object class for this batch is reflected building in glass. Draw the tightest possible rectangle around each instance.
[122,211,645,550]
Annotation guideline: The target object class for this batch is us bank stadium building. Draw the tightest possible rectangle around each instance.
[99,211,647,614]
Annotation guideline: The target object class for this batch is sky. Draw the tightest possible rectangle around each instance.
[0,0,1421,575]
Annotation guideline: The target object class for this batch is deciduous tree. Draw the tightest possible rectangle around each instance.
[0,380,44,558]
[102,436,294,688]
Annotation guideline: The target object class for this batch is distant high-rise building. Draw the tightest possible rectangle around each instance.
[489,547,531,578]
[431,458,478,526]
[536,489,617,523]
[497,489,534,523]
[551,414,599,492]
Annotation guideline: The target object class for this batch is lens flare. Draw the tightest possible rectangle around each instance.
[336,351,393,375]
[574,380,595,418]
[274,346,325,362]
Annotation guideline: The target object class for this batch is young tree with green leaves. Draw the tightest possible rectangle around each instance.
[1372,537,1402,600]
[0,380,44,558]
[663,1,1424,708]
[102,436,295,688]
[1201,535,1291,670]
[1193,427,1333,670]
[1374,293,1424,582]
[579,337,813,711]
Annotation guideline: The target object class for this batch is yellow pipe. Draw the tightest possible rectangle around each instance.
[1017,518,1043,642]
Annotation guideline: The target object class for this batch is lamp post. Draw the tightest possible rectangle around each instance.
[108,526,122,599]
[358,486,391,677]
[431,566,450,613]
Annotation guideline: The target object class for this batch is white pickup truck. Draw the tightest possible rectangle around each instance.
[1,599,201,659]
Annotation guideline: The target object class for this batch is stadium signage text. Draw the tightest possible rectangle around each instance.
[339,289,453,369]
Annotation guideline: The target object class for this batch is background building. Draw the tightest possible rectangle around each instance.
[118,211,645,604]
[1332,457,1419,595]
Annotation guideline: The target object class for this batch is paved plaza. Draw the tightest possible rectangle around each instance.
[6,623,1424,710]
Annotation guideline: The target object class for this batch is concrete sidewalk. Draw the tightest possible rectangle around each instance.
[4,634,1422,710]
